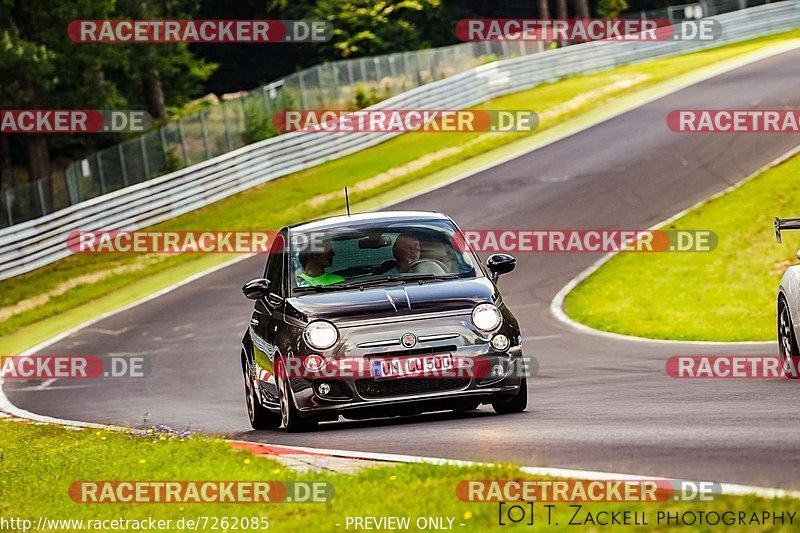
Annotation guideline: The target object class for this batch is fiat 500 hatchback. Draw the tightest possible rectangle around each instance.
[240,211,526,431]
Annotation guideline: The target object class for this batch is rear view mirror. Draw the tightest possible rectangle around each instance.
[242,278,270,300]
[358,235,392,249]
[486,254,516,282]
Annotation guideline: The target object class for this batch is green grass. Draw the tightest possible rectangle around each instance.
[565,153,800,342]
[2,420,798,532]
[3,30,799,354]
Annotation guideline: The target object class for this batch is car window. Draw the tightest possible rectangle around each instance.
[289,219,481,292]
[328,236,395,272]
[264,231,286,296]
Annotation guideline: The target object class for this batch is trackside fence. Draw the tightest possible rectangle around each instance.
[0,1,798,280]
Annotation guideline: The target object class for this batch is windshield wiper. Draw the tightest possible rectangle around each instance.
[292,284,352,293]
[338,277,406,289]
[398,273,461,284]
[340,273,461,289]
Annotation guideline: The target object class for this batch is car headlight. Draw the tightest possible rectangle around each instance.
[472,303,502,332]
[491,334,510,351]
[304,320,338,350]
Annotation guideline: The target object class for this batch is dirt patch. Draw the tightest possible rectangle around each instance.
[538,74,650,123]
[306,145,467,209]
[772,259,794,276]
[303,74,650,210]
[1,74,652,325]
[0,257,153,323]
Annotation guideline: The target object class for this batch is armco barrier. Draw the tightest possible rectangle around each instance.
[1,1,798,280]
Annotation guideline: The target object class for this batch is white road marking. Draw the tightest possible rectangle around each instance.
[32,379,57,390]
[1,37,798,492]
[550,142,800,346]
[227,440,800,499]
[521,335,561,342]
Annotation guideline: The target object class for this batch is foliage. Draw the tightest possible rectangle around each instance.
[112,0,217,112]
[309,0,442,59]
[353,84,381,109]
[597,0,630,18]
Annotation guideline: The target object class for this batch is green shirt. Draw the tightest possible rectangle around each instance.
[297,272,346,287]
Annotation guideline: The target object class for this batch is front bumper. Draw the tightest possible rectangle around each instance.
[291,346,524,420]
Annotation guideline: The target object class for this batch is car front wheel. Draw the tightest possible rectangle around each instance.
[778,298,800,379]
[492,375,528,414]
[276,359,318,433]
[243,353,281,430]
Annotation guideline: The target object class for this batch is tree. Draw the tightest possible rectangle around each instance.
[307,0,442,59]
[597,0,629,18]
[555,0,568,19]
[573,0,590,18]
[114,0,216,119]
[0,0,215,214]
[0,0,124,211]
[538,0,550,19]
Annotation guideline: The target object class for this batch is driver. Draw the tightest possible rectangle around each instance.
[386,232,446,275]
[392,232,421,273]
[297,241,346,287]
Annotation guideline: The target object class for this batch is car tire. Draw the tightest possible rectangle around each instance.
[492,375,528,414]
[242,353,281,430]
[276,359,318,433]
[778,298,800,379]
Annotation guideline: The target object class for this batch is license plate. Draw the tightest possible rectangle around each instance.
[371,354,454,380]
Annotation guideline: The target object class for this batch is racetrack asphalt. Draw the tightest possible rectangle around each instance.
[7,48,800,489]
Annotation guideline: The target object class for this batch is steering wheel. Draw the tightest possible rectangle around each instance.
[406,259,448,274]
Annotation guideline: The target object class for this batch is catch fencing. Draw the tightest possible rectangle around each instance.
[0,1,798,280]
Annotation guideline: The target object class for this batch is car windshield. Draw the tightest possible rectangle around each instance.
[289,218,481,293]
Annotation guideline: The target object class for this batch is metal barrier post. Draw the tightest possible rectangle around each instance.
[118,145,129,187]
[4,190,13,226]
[200,112,212,159]
[65,165,80,204]
[140,136,150,178]
[36,179,47,215]
[159,127,168,168]
[97,153,107,194]
[177,121,189,163]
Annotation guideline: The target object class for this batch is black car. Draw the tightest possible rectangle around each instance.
[240,211,526,431]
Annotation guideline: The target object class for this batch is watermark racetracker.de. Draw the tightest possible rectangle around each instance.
[454,18,721,42]
[65,229,717,254]
[68,20,333,43]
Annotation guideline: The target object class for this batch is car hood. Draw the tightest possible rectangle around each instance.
[287,277,497,324]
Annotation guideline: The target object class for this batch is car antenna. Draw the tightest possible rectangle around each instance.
[344,187,351,216]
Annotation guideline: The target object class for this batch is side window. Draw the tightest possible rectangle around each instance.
[264,232,286,297]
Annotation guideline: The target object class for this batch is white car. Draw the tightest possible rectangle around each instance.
[774,217,800,378]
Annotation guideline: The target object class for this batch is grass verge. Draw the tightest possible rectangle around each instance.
[1,420,798,532]
[3,31,799,354]
[564,152,800,342]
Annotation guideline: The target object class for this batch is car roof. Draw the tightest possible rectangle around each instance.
[288,211,452,233]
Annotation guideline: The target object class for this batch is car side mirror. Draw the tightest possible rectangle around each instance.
[242,278,270,300]
[486,254,516,282]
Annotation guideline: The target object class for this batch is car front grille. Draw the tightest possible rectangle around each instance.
[355,377,469,398]
[290,378,312,393]
[363,345,459,358]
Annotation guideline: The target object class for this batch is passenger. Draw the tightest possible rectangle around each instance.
[296,242,345,287]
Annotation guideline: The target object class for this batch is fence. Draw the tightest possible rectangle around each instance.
[0,1,798,280]
[626,0,776,20]
[0,0,777,229]
[0,40,546,228]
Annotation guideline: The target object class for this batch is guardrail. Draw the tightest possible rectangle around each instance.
[1,1,798,281]
[0,40,546,229]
